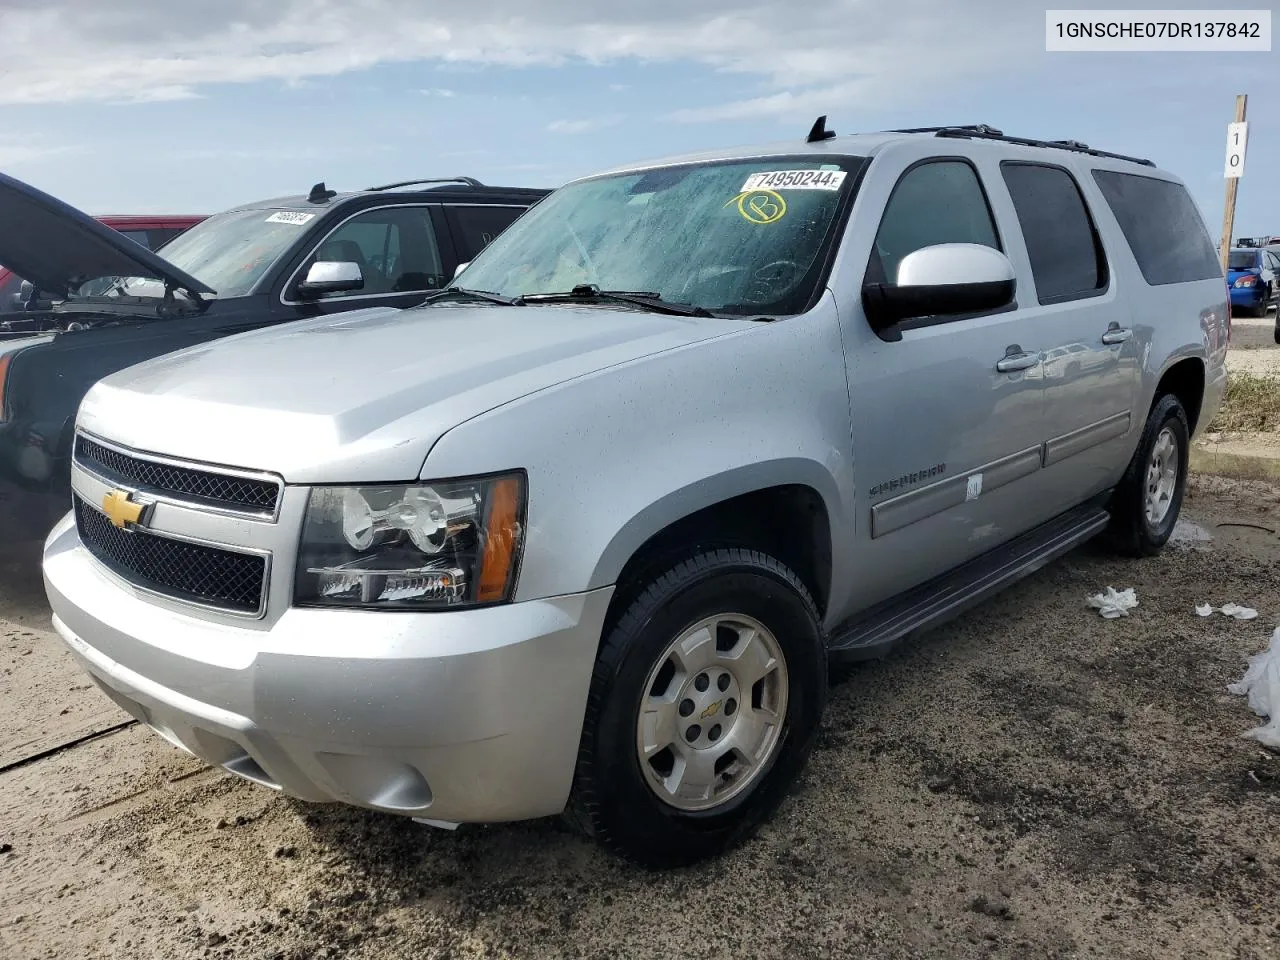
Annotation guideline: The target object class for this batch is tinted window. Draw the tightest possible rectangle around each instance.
[1001,163,1106,304]
[449,206,527,260]
[147,227,185,250]
[1091,170,1221,285]
[1229,249,1260,270]
[870,160,999,285]
[306,207,445,299]
[117,229,150,247]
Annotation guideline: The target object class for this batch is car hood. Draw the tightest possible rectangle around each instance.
[0,171,214,300]
[77,304,747,483]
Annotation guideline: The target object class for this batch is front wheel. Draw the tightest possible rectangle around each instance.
[567,548,826,868]
[1107,393,1190,556]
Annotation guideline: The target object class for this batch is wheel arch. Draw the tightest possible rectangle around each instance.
[589,460,841,628]
[1152,355,1206,434]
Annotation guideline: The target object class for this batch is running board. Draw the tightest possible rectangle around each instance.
[828,503,1111,662]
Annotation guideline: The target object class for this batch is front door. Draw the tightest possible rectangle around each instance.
[838,154,1049,612]
[280,204,453,316]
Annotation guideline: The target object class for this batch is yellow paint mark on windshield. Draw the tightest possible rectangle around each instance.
[725,189,787,224]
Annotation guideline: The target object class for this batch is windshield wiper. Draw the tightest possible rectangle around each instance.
[520,284,714,317]
[421,286,524,307]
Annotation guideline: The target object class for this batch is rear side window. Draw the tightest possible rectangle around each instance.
[447,205,528,261]
[869,159,1000,285]
[1000,162,1106,304]
[1091,170,1221,285]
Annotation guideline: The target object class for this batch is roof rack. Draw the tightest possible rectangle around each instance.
[365,177,485,191]
[887,125,1155,167]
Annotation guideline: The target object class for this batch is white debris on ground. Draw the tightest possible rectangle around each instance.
[1228,626,1280,749]
[1086,587,1138,619]
[1196,603,1260,620]
[1170,519,1214,547]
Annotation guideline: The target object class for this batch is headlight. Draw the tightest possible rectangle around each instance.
[294,473,526,609]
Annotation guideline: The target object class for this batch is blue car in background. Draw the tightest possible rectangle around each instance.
[1227,246,1278,318]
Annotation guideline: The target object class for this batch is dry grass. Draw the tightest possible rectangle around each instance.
[1207,372,1280,433]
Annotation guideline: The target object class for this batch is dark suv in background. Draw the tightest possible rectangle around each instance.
[0,173,549,553]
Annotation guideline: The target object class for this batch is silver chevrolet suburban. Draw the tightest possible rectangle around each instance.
[42,120,1229,868]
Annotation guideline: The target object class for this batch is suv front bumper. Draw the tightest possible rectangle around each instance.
[43,513,611,823]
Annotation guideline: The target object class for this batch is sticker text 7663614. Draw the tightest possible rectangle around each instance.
[265,211,317,225]
[741,170,847,192]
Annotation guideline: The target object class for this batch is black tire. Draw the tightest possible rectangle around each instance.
[1107,393,1190,557]
[567,548,826,869]
[1273,322,1280,346]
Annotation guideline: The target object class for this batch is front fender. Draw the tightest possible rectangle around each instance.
[421,298,856,608]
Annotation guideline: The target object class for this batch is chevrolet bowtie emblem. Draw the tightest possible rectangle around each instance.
[102,489,150,530]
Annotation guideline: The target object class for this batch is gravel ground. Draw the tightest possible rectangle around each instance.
[2,474,1279,960]
[1226,313,1280,378]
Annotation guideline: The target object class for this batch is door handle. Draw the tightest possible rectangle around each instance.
[996,351,1040,373]
[1102,326,1133,345]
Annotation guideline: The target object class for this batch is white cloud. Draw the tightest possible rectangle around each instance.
[0,139,81,167]
[0,0,1036,117]
[418,87,457,97]
[548,114,624,134]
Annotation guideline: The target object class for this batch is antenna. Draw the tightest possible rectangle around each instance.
[307,181,337,204]
[806,116,836,143]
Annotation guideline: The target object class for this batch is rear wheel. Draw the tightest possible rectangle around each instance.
[567,548,826,868]
[1107,393,1190,557]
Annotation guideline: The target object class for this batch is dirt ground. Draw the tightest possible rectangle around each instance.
[1226,313,1280,378]
[1,474,1278,960]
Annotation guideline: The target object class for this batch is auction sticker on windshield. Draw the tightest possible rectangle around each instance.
[265,211,317,225]
[741,170,847,192]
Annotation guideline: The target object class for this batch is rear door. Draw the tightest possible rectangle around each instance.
[994,160,1137,514]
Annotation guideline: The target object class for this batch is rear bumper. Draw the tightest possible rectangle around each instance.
[1229,286,1266,309]
[43,513,612,823]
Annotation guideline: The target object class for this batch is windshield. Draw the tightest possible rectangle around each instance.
[454,155,865,316]
[1229,250,1259,270]
[103,207,318,299]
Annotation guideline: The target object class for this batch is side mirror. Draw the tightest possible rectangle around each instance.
[297,261,364,299]
[862,243,1016,336]
[453,261,470,280]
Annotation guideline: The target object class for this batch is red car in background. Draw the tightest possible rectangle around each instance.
[0,214,205,312]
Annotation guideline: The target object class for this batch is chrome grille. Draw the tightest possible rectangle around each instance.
[75,435,279,515]
[75,496,266,614]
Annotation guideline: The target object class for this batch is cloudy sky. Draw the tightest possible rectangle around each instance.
[0,0,1275,234]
